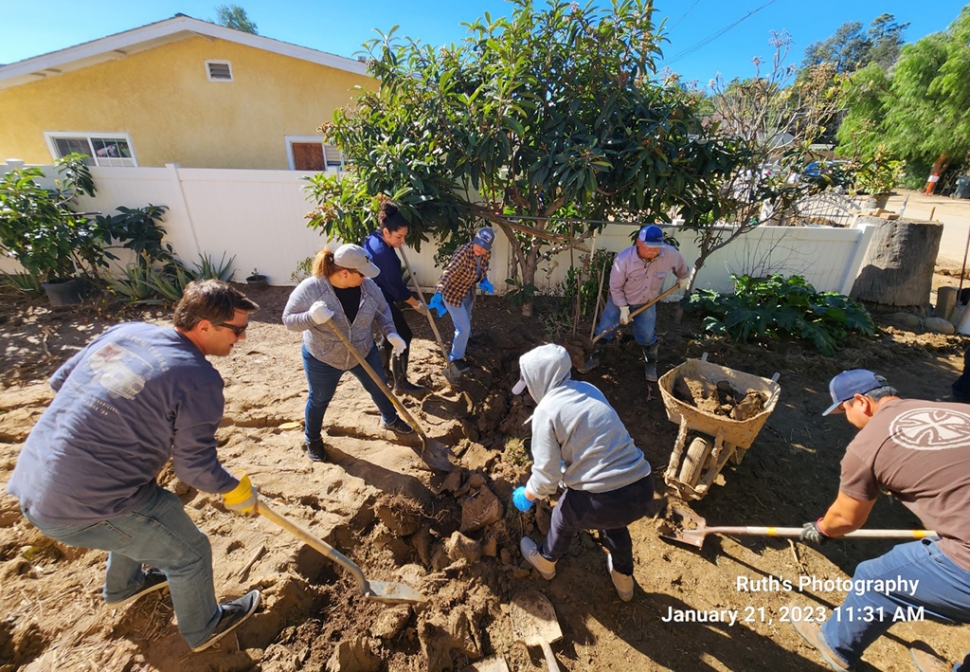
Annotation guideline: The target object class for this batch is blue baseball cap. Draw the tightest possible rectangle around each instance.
[473,227,495,251]
[638,224,664,247]
[823,369,887,416]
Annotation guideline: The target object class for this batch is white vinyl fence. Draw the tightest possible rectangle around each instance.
[0,163,875,297]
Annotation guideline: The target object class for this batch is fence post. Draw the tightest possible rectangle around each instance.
[838,223,876,296]
[165,163,202,259]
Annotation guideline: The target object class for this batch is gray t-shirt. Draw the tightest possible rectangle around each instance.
[840,398,970,570]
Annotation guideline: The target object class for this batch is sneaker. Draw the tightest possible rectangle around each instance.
[191,589,260,653]
[520,537,556,580]
[380,417,414,435]
[910,647,950,672]
[451,359,470,373]
[607,554,634,602]
[790,605,851,671]
[305,438,328,463]
[105,567,169,607]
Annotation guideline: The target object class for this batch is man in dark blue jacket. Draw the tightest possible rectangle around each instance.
[363,201,428,394]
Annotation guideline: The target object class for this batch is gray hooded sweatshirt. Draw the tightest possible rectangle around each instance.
[520,344,652,499]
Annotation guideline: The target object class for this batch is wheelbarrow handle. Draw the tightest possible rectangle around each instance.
[591,284,681,346]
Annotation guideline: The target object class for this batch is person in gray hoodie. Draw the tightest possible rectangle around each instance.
[511,343,654,601]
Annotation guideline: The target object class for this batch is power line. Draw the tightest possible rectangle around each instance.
[663,0,779,67]
[670,0,702,30]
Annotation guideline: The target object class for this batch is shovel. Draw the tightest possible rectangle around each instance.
[662,508,937,549]
[510,591,563,672]
[324,320,456,472]
[257,501,426,604]
[579,284,681,373]
[398,248,461,385]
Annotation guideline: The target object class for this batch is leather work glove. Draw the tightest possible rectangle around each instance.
[512,486,535,513]
[387,333,407,357]
[223,473,258,516]
[308,300,333,325]
[799,519,830,545]
[678,275,691,291]
[428,292,447,317]
[478,278,495,294]
[619,305,631,325]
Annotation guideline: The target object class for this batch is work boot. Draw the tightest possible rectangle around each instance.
[304,438,328,463]
[520,537,556,580]
[190,590,261,653]
[641,343,659,383]
[380,416,414,434]
[790,603,850,671]
[392,350,425,396]
[105,567,169,608]
[379,337,394,383]
[607,554,634,602]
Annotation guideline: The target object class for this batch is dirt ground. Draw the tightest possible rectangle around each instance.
[2,278,970,672]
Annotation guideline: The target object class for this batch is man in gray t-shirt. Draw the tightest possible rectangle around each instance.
[792,369,970,672]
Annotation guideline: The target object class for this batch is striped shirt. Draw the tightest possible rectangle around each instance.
[436,242,490,306]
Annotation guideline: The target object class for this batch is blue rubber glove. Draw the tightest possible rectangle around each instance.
[428,292,447,317]
[479,278,495,294]
[512,486,534,512]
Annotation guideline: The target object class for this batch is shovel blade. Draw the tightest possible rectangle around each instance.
[365,580,427,605]
[578,354,600,374]
[415,437,457,472]
[443,363,461,385]
[658,507,709,549]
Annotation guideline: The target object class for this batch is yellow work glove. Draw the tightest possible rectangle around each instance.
[223,473,258,515]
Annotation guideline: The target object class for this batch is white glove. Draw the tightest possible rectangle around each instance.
[413,302,429,315]
[678,276,691,291]
[308,300,333,325]
[619,305,631,325]
[387,333,407,357]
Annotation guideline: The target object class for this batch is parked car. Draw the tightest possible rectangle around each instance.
[801,160,855,191]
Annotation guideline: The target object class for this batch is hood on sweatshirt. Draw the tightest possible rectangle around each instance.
[516,343,572,404]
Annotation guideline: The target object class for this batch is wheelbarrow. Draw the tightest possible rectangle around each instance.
[658,353,781,501]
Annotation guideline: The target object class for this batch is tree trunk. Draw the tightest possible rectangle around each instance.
[850,217,943,307]
[521,248,537,317]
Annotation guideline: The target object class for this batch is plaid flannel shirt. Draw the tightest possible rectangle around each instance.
[436,242,490,306]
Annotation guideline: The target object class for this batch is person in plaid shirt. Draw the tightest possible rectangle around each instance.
[429,227,495,372]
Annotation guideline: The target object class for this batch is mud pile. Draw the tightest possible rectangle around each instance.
[673,374,767,421]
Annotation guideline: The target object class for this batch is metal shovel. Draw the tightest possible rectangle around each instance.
[324,320,456,472]
[398,248,461,385]
[662,508,937,549]
[510,591,563,672]
[257,501,426,604]
[579,284,681,373]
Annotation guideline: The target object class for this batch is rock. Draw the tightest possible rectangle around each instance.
[325,637,380,672]
[461,443,498,472]
[410,526,432,565]
[730,391,767,421]
[468,473,486,488]
[459,485,502,533]
[481,533,498,558]
[376,501,422,537]
[889,312,922,329]
[372,605,412,640]
[923,316,956,335]
[439,469,464,493]
[445,531,482,564]
[500,548,512,565]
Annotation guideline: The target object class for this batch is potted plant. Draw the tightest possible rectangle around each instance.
[246,268,269,290]
[0,154,109,306]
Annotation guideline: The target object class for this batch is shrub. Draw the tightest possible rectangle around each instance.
[687,274,876,356]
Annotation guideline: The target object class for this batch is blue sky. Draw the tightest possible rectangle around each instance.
[1,0,967,87]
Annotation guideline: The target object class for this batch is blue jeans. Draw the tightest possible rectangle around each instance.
[594,297,657,347]
[23,485,219,648]
[302,344,398,441]
[445,291,475,361]
[820,539,970,670]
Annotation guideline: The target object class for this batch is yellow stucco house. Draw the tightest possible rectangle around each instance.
[0,15,376,170]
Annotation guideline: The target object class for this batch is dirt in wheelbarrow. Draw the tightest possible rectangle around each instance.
[1,284,970,672]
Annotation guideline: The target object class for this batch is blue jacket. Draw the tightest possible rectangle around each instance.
[364,230,411,304]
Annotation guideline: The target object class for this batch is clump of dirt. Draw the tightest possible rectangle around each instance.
[673,374,768,420]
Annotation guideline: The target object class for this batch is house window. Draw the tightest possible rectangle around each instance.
[206,60,233,82]
[45,132,137,167]
[285,136,347,172]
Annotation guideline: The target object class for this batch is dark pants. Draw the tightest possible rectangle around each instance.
[388,302,413,346]
[540,474,654,576]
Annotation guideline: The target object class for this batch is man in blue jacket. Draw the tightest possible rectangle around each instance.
[7,280,261,653]
[363,201,428,394]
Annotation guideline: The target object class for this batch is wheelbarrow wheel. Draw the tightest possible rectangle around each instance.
[679,437,712,488]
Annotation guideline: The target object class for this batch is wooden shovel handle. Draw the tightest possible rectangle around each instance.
[323,320,429,440]
[398,248,449,358]
[591,284,681,346]
[540,642,561,672]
